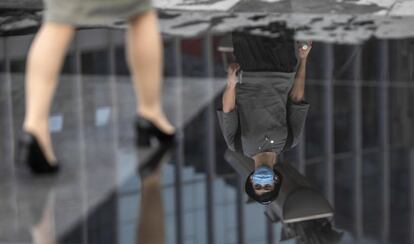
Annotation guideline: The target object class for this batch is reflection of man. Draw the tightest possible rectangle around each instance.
[217,30,311,205]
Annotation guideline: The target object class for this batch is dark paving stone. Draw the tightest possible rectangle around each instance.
[0,0,42,10]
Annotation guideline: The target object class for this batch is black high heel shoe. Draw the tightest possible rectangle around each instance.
[16,132,60,175]
[135,116,175,147]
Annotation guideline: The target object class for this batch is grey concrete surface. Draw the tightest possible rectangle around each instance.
[1,0,414,42]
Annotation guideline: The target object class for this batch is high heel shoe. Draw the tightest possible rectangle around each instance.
[135,116,175,147]
[16,132,60,175]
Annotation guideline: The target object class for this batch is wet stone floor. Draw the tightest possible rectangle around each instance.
[1,1,414,244]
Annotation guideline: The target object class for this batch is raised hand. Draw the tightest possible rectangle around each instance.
[297,41,312,60]
[227,63,240,88]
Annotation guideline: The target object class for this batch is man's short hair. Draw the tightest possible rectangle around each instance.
[245,169,282,205]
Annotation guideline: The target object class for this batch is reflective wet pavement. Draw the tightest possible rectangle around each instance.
[1,2,414,244]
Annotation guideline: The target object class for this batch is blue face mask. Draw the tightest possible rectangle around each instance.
[251,165,275,186]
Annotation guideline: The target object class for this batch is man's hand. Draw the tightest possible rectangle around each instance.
[297,41,312,60]
[290,41,311,103]
[227,63,240,88]
[223,63,240,113]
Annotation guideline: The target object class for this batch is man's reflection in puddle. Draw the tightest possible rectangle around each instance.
[218,27,312,205]
[136,144,174,244]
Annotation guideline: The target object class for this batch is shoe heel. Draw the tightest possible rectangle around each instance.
[136,127,151,147]
[16,132,60,175]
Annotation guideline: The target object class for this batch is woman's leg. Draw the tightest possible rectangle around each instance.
[23,23,75,163]
[126,10,175,134]
[31,191,57,244]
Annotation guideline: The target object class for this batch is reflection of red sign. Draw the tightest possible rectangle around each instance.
[180,36,226,61]
[181,39,202,57]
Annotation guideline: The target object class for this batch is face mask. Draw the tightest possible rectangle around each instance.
[251,165,275,186]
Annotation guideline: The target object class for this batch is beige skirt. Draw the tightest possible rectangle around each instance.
[43,0,153,26]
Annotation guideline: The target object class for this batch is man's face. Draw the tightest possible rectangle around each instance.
[251,177,275,195]
[250,165,278,195]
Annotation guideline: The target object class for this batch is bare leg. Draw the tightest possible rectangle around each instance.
[23,23,75,163]
[136,165,165,244]
[126,10,175,135]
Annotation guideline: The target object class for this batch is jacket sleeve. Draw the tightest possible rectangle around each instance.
[286,99,310,149]
[216,108,239,151]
